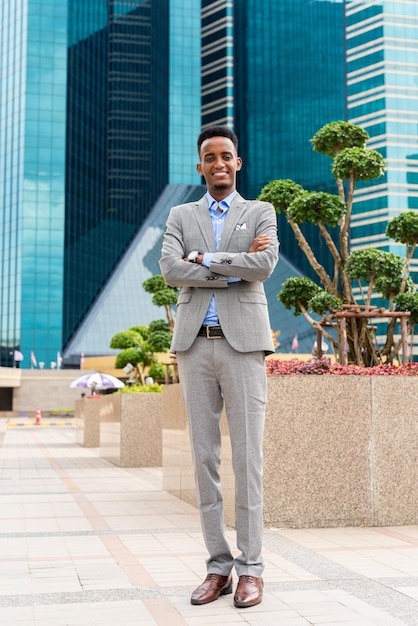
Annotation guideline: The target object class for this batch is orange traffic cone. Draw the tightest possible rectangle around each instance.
[35,407,41,425]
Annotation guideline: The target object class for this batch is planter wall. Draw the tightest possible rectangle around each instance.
[75,393,162,467]
[162,377,418,528]
[99,393,162,467]
[75,397,102,447]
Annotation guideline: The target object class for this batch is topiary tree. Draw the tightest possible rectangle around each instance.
[259,120,418,366]
[110,320,172,385]
[142,275,178,332]
[110,275,178,384]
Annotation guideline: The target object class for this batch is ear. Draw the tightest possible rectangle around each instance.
[196,163,203,175]
[236,157,242,171]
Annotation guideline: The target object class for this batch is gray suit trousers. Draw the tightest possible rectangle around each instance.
[176,335,266,577]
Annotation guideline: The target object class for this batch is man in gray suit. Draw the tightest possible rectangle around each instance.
[159,126,279,608]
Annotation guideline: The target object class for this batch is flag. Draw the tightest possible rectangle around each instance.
[13,350,24,362]
[57,352,63,369]
[31,351,37,367]
[80,352,85,369]
[291,334,299,350]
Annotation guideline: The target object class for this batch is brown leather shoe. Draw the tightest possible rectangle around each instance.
[190,573,233,605]
[234,575,263,608]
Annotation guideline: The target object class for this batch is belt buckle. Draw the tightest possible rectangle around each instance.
[206,325,222,339]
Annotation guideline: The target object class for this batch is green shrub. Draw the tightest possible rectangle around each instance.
[117,383,163,394]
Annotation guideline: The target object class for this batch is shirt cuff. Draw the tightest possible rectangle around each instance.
[202,252,212,267]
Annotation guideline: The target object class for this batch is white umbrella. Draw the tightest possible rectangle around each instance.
[70,372,125,392]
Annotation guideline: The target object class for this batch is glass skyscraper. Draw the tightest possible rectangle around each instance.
[64,0,170,350]
[1,0,418,368]
[201,0,234,127]
[0,0,201,368]
[345,0,418,346]
[345,0,418,269]
[197,0,347,303]
[233,0,346,283]
[1,0,68,368]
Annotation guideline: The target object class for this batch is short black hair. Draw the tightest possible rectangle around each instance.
[197,125,239,156]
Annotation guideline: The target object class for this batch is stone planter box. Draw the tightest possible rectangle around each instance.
[99,393,162,467]
[75,393,162,467]
[75,397,102,447]
[162,377,418,528]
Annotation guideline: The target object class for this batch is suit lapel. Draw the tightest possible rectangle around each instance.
[219,194,247,250]
[192,197,216,251]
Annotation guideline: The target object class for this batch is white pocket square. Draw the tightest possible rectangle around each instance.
[235,222,247,230]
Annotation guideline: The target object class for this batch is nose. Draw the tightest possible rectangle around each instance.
[214,155,225,168]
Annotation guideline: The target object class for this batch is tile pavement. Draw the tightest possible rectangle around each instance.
[0,420,418,625]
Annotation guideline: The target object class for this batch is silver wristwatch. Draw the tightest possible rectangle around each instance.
[187,250,201,263]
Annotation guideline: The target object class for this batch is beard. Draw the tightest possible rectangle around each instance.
[212,181,231,189]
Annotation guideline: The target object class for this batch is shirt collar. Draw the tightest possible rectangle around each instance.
[206,190,237,211]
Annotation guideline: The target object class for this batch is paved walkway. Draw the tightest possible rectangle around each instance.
[0,422,418,625]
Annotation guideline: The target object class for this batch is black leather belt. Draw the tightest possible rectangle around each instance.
[197,325,224,339]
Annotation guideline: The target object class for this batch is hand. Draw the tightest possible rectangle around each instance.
[182,255,203,263]
[248,235,272,253]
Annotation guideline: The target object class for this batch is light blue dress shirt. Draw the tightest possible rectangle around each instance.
[201,191,240,326]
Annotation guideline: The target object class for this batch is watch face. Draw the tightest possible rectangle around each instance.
[188,251,198,262]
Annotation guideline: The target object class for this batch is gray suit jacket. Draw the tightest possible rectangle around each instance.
[159,193,279,354]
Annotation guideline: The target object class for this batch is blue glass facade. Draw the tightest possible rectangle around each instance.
[233,0,346,283]
[0,0,347,365]
[169,0,202,183]
[3,0,417,367]
[201,0,234,127]
[65,0,109,349]
[64,0,169,350]
[346,0,418,279]
[235,0,345,195]
[345,0,418,348]
[1,0,177,368]
[65,0,203,358]
[1,0,25,367]
[1,0,67,368]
